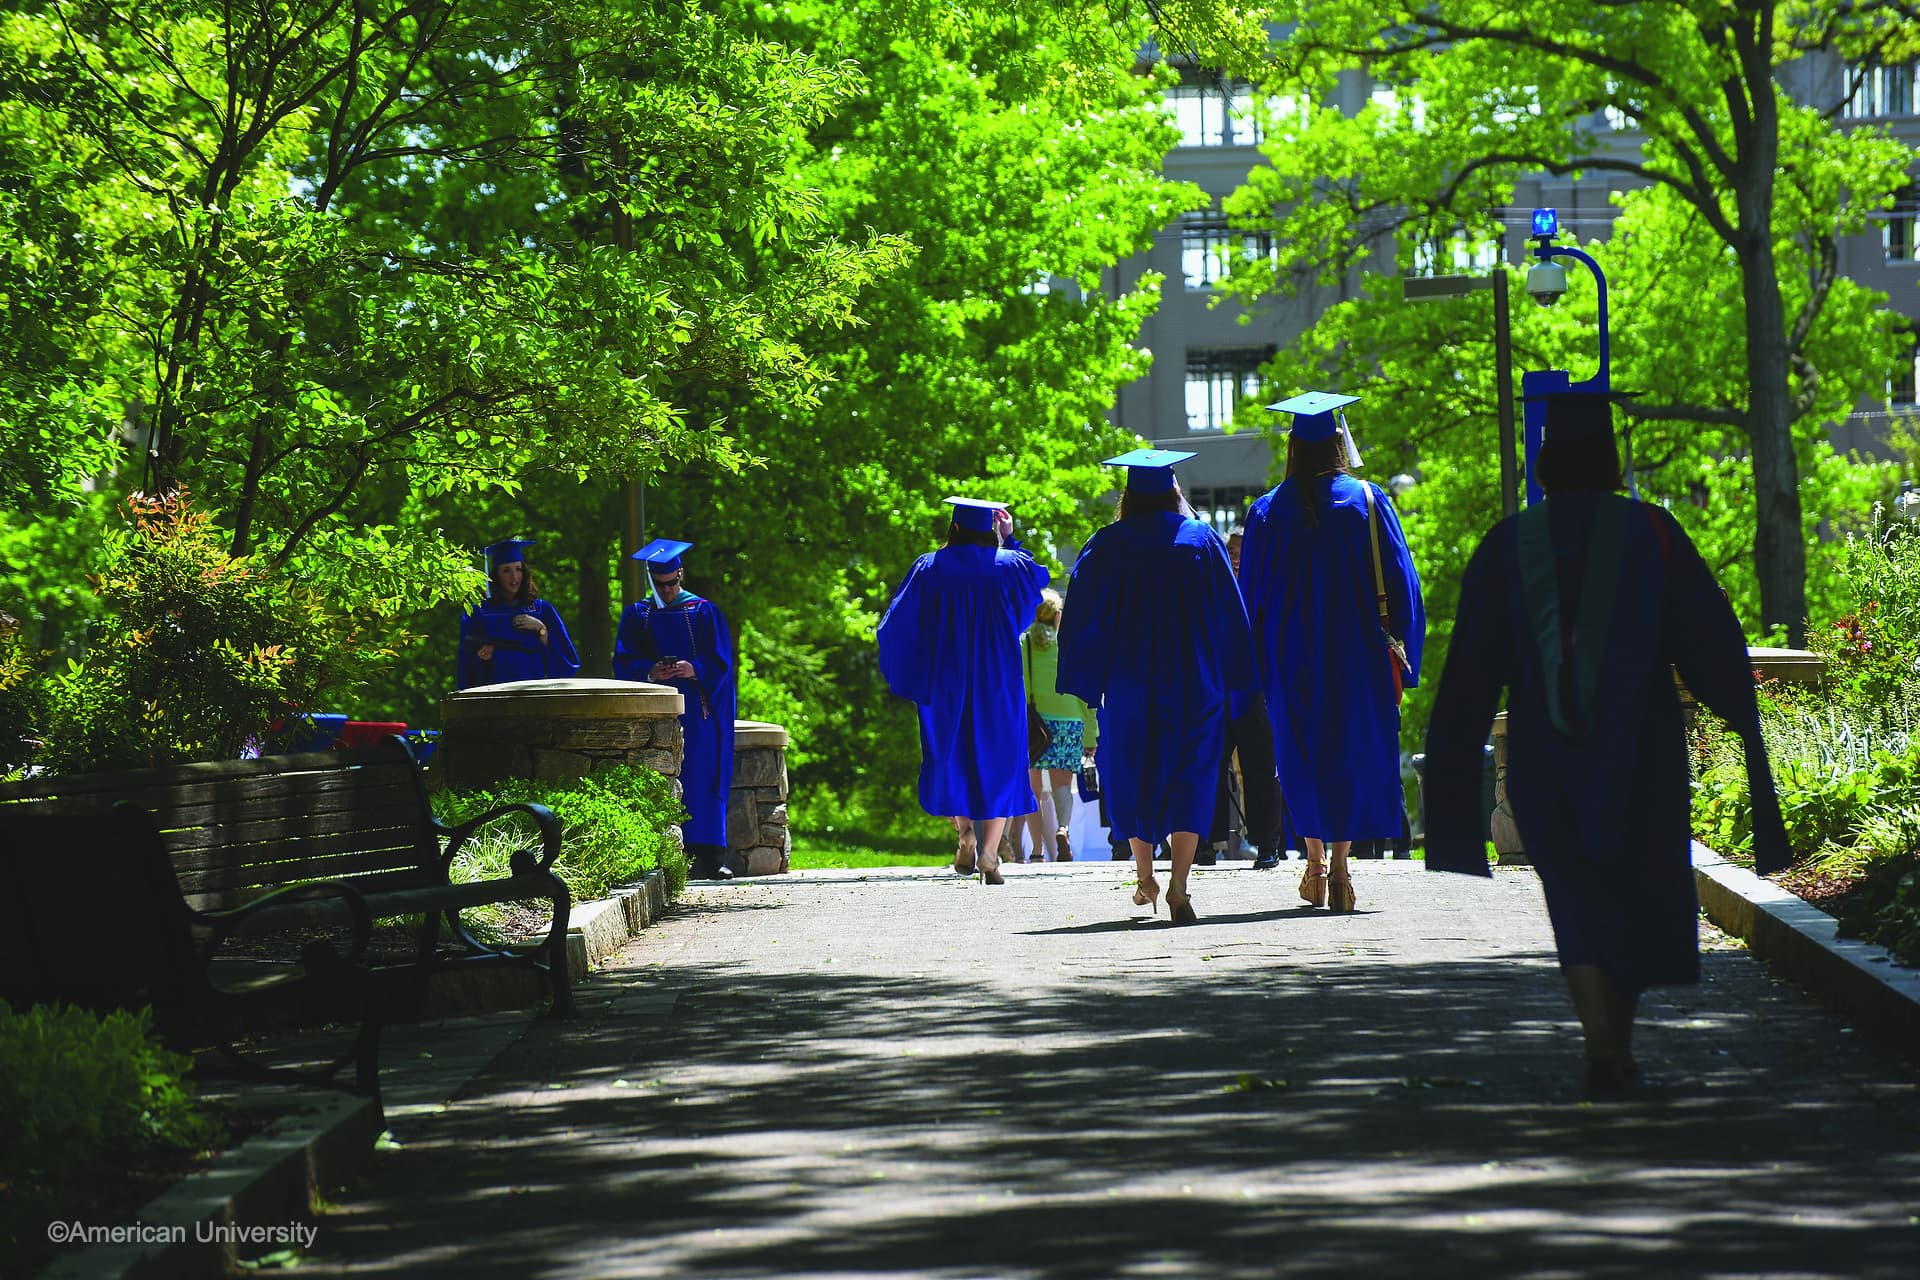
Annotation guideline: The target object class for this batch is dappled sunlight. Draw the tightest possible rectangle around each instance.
[297,869,1920,1279]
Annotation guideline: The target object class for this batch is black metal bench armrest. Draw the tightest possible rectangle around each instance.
[195,881,376,967]
[436,801,561,873]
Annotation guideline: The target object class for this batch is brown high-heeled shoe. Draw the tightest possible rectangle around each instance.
[1299,863,1328,908]
[980,848,1005,886]
[1327,872,1356,913]
[1166,886,1197,926]
[953,833,976,876]
[1132,876,1160,915]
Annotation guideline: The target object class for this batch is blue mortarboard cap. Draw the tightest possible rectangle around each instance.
[483,538,535,568]
[631,537,694,572]
[944,496,1005,533]
[1101,448,1197,494]
[1266,390,1360,442]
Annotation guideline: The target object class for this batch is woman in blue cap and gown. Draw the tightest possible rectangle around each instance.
[456,539,581,689]
[1056,451,1257,924]
[877,497,1048,885]
[1423,391,1788,1094]
[1238,393,1425,914]
[614,539,737,882]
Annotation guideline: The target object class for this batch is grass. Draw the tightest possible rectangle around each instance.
[790,821,954,870]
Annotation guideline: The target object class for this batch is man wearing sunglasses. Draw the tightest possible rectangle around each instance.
[614,538,738,881]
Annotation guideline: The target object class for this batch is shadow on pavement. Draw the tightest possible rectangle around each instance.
[297,942,1920,1279]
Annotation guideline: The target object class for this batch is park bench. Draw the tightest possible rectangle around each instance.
[1,803,385,1100]
[0,736,574,1019]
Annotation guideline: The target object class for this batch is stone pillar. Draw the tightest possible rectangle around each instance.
[437,677,684,795]
[726,721,790,877]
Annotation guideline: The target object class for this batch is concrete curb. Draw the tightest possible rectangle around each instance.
[38,871,677,1278]
[1693,841,1920,1062]
[40,1091,380,1280]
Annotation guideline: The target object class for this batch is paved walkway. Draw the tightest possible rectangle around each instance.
[299,862,1920,1278]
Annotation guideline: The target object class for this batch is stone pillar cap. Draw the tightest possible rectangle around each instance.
[735,720,790,749]
[443,678,683,718]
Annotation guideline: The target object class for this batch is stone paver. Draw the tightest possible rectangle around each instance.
[297,862,1920,1278]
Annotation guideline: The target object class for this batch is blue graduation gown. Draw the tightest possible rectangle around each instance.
[456,600,580,690]
[1056,513,1256,844]
[1423,493,1788,994]
[1239,474,1425,842]
[613,593,736,847]
[877,541,1048,822]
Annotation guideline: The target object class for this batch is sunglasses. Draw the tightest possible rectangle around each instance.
[650,572,684,587]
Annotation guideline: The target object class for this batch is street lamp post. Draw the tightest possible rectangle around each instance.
[1402,266,1521,519]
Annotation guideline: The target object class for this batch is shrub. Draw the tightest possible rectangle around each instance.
[34,492,383,772]
[0,1003,224,1239]
[432,763,689,901]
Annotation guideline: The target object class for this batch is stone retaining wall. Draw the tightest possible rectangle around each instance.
[727,721,791,877]
[438,678,685,793]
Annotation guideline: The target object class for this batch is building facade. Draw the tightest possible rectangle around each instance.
[1107,57,1920,533]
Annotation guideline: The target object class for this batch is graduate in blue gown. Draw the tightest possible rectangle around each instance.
[456,539,581,689]
[877,497,1048,885]
[613,538,737,882]
[1055,450,1257,925]
[1423,391,1788,1094]
[1239,393,1425,914]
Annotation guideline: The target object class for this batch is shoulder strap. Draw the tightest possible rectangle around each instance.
[1361,482,1391,629]
[1025,635,1037,706]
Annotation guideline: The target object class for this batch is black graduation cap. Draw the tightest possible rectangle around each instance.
[944,497,1005,533]
[483,538,535,570]
[1101,448,1196,495]
[1524,389,1637,445]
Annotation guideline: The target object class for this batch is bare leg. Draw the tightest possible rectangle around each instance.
[975,817,1008,885]
[1565,965,1639,1092]
[1327,840,1357,912]
[1048,768,1076,858]
[1024,769,1055,862]
[1166,831,1200,923]
[1299,837,1329,907]
[1129,838,1160,912]
[953,817,976,874]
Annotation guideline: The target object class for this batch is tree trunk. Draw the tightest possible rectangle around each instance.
[1733,15,1808,648]
[575,531,614,678]
[1742,260,1807,647]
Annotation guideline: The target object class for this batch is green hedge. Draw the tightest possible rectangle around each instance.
[432,763,689,902]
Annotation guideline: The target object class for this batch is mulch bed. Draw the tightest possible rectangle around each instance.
[1772,863,1876,921]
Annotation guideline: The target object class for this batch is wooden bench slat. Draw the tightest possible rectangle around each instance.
[147,782,427,830]
[184,867,435,914]
[155,805,435,858]
[0,740,417,803]
[105,771,423,817]
[173,838,435,888]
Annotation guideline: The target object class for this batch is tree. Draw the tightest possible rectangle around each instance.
[1242,179,1903,753]
[1222,0,1920,645]
[0,0,907,607]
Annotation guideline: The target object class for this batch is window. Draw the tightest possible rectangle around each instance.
[1411,228,1502,276]
[1187,485,1264,536]
[1891,330,1918,406]
[1884,186,1920,262]
[1164,78,1263,148]
[1845,62,1919,119]
[1179,214,1275,289]
[1184,346,1272,432]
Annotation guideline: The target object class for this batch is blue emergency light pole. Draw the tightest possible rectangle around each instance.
[1522,208,1613,505]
